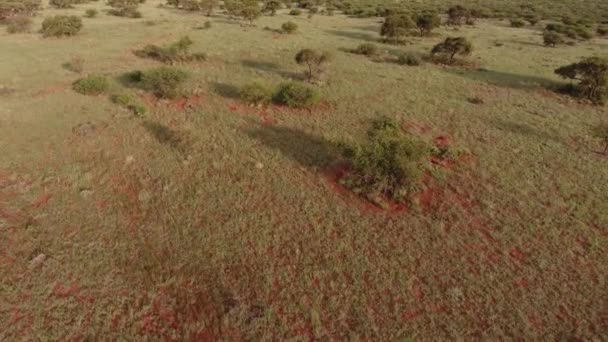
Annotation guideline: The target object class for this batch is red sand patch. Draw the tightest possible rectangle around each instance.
[434,135,452,149]
[228,102,276,126]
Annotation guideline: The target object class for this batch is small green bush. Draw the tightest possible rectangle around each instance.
[543,30,564,47]
[139,67,190,99]
[273,82,320,108]
[340,117,428,206]
[85,9,98,18]
[289,9,301,15]
[353,43,378,56]
[73,74,109,95]
[6,16,32,34]
[41,15,82,37]
[397,52,422,66]
[50,0,74,9]
[240,82,273,105]
[281,21,298,33]
[202,20,212,29]
[135,36,206,64]
[111,93,146,116]
[510,18,526,28]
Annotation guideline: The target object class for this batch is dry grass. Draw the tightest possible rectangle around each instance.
[0,1,607,340]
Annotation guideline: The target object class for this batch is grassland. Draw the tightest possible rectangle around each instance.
[1,0,607,340]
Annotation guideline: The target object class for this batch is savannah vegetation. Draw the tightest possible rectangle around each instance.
[0,0,606,340]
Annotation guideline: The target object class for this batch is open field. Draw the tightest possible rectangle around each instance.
[1,0,607,340]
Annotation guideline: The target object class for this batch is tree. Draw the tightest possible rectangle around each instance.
[380,14,414,42]
[543,30,563,47]
[415,12,440,36]
[431,37,473,64]
[263,0,281,16]
[555,57,608,103]
[295,49,331,82]
[240,5,260,25]
[447,5,470,26]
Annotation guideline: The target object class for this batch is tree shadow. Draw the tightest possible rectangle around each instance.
[241,59,302,80]
[210,82,240,99]
[244,123,339,169]
[445,68,563,90]
[325,29,378,42]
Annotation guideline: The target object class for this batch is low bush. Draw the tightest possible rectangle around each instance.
[111,93,146,116]
[397,52,421,66]
[41,15,82,37]
[281,21,297,33]
[6,16,32,33]
[85,9,98,18]
[139,67,190,99]
[240,82,273,105]
[273,82,319,108]
[510,18,526,28]
[431,37,473,64]
[73,74,109,95]
[64,56,84,74]
[135,36,206,64]
[598,26,608,36]
[289,9,301,15]
[353,43,378,56]
[543,30,564,46]
[49,0,74,9]
[340,117,428,206]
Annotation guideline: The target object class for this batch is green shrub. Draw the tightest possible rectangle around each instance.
[380,14,415,42]
[431,37,473,64]
[510,18,526,28]
[202,20,212,29]
[273,82,320,108]
[49,0,74,9]
[397,52,421,66]
[107,0,143,18]
[555,56,608,104]
[598,26,608,36]
[289,9,301,15]
[295,48,332,82]
[139,67,190,99]
[85,9,98,18]
[240,82,273,105]
[41,15,83,37]
[135,36,206,64]
[415,12,440,36]
[353,43,378,56]
[543,30,564,47]
[73,74,109,95]
[340,117,428,206]
[111,93,146,116]
[281,21,298,33]
[6,16,32,33]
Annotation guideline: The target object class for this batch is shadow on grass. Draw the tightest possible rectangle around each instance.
[244,123,339,169]
[325,29,378,42]
[490,118,559,142]
[241,59,302,79]
[445,68,562,90]
[143,121,186,151]
[211,82,240,99]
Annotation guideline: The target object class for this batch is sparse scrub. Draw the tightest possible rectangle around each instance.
[108,0,142,18]
[72,74,109,95]
[85,9,98,18]
[272,82,319,107]
[295,48,331,82]
[340,117,428,206]
[111,93,146,116]
[135,36,206,64]
[431,37,473,64]
[397,52,422,66]
[353,43,378,56]
[64,56,84,74]
[139,67,190,99]
[40,15,83,37]
[510,18,526,28]
[240,82,273,105]
[281,21,297,33]
[289,8,301,16]
[6,16,32,33]
[591,122,608,153]
[555,56,608,104]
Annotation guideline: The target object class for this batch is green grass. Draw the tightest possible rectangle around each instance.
[0,1,607,340]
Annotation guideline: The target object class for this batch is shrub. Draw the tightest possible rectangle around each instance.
[240,82,273,105]
[431,37,473,64]
[353,43,378,56]
[273,82,319,108]
[140,67,190,99]
[295,49,331,82]
[0,0,41,21]
[289,9,301,15]
[510,18,526,28]
[281,21,298,33]
[340,117,428,206]
[64,56,84,73]
[397,52,421,66]
[202,20,212,29]
[543,30,564,47]
[41,15,83,37]
[135,36,206,64]
[592,123,608,154]
[263,0,281,16]
[555,57,608,104]
[598,26,608,36]
[415,12,440,36]
[380,14,414,42]
[73,74,109,95]
[6,16,32,33]
[50,0,74,9]
[108,0,142,18]
[240,5,261,25]
[447,5,470,26]
[85,9,98,18]
[111,93,146,116]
